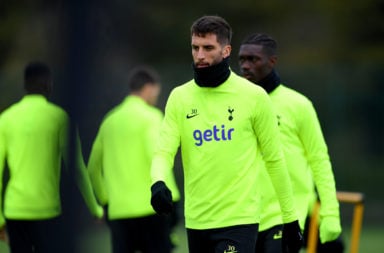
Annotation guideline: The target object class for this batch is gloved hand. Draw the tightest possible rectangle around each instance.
[320,216,342,243]
[282,220,303,253]
[150,181,173,215]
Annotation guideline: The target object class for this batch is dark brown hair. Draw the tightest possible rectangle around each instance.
[190,15,232,45]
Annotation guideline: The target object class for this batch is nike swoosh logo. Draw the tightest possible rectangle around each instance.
[273,233,282,240]
[186,114,198,119]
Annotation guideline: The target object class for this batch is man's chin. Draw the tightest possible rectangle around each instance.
[247,77,259,84]
[196,63,210,68]
[243,74,255,81]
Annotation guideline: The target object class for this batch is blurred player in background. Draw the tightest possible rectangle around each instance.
[88,66,180,253]
[238,33,342,253]
[0,61,103,253]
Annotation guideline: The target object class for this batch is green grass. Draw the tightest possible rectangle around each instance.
[340,226,384,253]
[0,224,383,252]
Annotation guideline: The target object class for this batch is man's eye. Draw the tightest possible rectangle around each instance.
[239,56,258,63]
[239,56,256,63]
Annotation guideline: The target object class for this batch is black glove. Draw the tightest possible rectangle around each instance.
[282,220,304,253]
[150,181,173,215]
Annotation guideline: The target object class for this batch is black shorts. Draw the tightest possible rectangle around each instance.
[187,223,258,253]
[107,214,172,253]
[255,225,284,253]
[6,217,63,253]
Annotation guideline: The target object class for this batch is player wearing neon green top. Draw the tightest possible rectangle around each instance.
[88,66,180,253]
[89,96,179,218]
[257,85,340,231]
[150,15,303,253]
[0,62,102,252]
[239,33,342,253]
[153,71,298,229]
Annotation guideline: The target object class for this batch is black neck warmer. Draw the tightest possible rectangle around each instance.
[258,69,281,93]
[193,57,231,87]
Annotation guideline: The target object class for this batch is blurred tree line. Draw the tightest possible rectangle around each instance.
[0,0,383,225]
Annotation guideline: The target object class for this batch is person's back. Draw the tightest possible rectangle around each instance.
[88,66,179,253]
[96,96,165,217]
[0,94,68,219]
[0,61,102,253]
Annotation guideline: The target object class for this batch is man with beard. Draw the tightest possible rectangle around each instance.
[149,16,303,253]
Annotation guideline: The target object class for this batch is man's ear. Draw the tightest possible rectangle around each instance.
[269,55,277,68]
[223,45,232,58]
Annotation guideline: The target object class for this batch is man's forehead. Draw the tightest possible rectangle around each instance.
[239,44,264,54]
[191,33,219,45]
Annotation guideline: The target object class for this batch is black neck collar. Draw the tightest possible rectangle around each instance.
[257,69,281,93]
[193,57,231,87]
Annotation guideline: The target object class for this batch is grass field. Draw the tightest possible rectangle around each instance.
[0,223,382,252]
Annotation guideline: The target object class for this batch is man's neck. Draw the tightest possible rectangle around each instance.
[193,57,231,87]
[256,69,281,93]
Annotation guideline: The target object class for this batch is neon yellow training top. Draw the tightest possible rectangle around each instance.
[258,85,340,231]
[151,72,298,229]
[0,95,103,227]
[88,95,180,219]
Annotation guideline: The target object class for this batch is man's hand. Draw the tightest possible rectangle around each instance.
[0,226,8,243]
[151,181,173,215]
[282,220,303,253]
[320,216,342,243]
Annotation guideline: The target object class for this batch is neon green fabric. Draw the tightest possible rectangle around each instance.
[308,179,342,243]
[258,85,341,233]
[88,96,180,219]
[151,72,297,229]
[319,216,342,243]
[0,95,102,227]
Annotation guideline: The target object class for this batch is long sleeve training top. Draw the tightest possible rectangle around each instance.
[88,96,180,219]
[151,72,297,229]
[0,95,102,227]
[258,85,340,231]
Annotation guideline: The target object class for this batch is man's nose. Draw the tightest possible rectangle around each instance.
[197,48,205,59]
[240,61,250,70]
